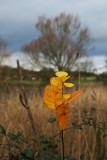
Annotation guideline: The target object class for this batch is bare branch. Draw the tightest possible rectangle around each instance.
[16,59,43,159]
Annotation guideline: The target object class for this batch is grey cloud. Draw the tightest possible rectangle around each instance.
[0,0,107,56]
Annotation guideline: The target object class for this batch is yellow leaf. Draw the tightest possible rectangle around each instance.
[50,76,70,89]
[61,76,70,82]
[50,77,62,89]
[64,90,83,104]
[55,71,68,77]
[63,94,71,99]
[64,83,74,87]
[43,85,62,109]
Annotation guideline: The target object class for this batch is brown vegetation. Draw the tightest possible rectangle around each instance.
[0,84,107,159]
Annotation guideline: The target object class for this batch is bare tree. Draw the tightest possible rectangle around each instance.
[0,36,12,66]
[22,13,92,71]
[80,58,94,73]
[105,53,107,72]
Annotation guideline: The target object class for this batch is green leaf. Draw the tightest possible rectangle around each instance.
[77,125,82,128]
[16,131,22,137]
[84,121,88,125]
[65,154,71,160]
[0,124,6,135]
[44,151,50,160]
[71,158,76,160]
[52,149,58,154]
[97,129,101,136]
[48,139,58,149]
[48,118,56,123]
[15,139,20,144]
[79,127,83,130]
[11,144,19,149]
[82,118,85,122]
[49,143,57,149]
[40,135,48,144]
[30,138,36,142]
[103,134,106,138]
[8,132,17,141]
[83,109,88,116]
[9,152,14,160]
[53,153,61,159]
[21,149,32,158]
[14,155,20,160]
[43,144,48,151]
[20,137,28,144]
[27,143,33,148]
[92,119,96,125]
[89,118,93,120]
[32,150,38,158]
[103,122,106,130]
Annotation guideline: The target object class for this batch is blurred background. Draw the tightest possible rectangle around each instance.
[0,1,107,159]
[0,0,107,80]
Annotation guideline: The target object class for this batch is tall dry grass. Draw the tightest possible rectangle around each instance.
[0,84,107,159]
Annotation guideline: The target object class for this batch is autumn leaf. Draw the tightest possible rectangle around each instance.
[63,94,72,99]
[57,114,69,130]
[43,71,83,131]
[56,104,69,130]
[60,76,70,82]
[55,71,68,77]
[50,77,62,89]
[55,71,70,83]
[56,104,69,117]
[43,85,62,109]
[64,83,74,87]
[64,90,83,105]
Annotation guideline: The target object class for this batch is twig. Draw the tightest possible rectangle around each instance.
[53,123,84,138]
[78,52,80,90]
[16,59,43,159]
[53,121,106,139]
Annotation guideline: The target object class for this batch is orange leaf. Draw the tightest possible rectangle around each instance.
[43,85,62,109]
[57,114,69,130]
[64,90,83,104]
[56,104,69,117]
[56,104,69,130]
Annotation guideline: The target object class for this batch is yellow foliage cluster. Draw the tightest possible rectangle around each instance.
[43,71,82,130]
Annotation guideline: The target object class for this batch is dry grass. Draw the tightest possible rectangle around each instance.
[0,84,107,159]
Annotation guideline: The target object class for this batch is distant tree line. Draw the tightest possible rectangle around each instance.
[0,66,107,85]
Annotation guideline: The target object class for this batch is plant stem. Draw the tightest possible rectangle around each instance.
[17,59,43,160]
[78,52,80,90]
[61,130,64,160]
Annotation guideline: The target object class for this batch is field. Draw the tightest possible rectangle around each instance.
[0,84,107,160]
[0,78,105,85]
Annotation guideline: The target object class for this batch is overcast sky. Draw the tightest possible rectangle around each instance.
[0,0,107,71]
